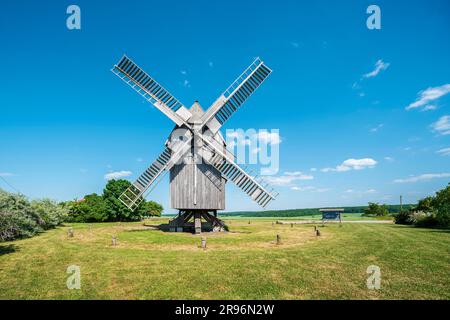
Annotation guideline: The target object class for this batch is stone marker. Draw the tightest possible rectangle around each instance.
[201,237,207,250]
[112,236,117,246]
[68,228,74,238]
[276,234,281,245]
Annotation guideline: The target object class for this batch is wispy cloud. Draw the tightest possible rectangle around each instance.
[182,79,191,88]
[265,171,314,186]
[384,156,395,162]
[430,115,450,135]
[346,188,377,194]
[370,123,384,132]
[104,170,132,180]
[406,84,450,111]
[394,173,450,183]
[363,59,390,78]
[136,157,144,162]
[180,70,187,75]
[291,186,330,192]
[0,172,14,177]
[436,147,450,156]
[290,41,300,48]
[321,158,377,172]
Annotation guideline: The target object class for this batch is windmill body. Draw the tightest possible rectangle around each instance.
[169,102,226,211]
[111,55,278,233]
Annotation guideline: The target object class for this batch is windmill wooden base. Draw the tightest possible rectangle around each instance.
[168,210,227,234]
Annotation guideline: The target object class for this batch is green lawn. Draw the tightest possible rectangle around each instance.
[0,218,449,299]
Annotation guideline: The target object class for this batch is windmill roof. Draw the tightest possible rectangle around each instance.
[188,101,204,123]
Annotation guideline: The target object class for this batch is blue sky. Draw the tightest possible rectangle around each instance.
[1,0,449,213]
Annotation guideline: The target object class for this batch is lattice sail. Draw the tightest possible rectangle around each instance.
[202,58,272,133]
[201,136,278,208]
[112,55,191,126]
[119,138,192,210]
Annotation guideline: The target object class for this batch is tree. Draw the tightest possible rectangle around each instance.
[415,196,434,213]
[102,179,143,221]
[433,183,450,227]
[68,194,108,222]
[140,200,163,217]
[363,202,389,216]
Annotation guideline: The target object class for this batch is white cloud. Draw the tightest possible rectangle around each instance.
[370,124,384,132]
[436,147,450,156]
[363,59,390,78]
[0,172,14,177]
[104,170,132,180]
[421,105,437,112]
[310,168,317,172]
[254,131,282,145]
[183,80,190,88]
[394,173,450,183]
[345,188,376,194]
[265,171,314,186]
[290,186,329,192]
[384,156,394,162]
[321,158,377,172]
[406,84,450,111]
[431,115,450,135]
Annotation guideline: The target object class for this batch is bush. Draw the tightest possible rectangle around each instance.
[31,199,68,229]
[415,213,440,228]
[394,211,413,225]
[0,189,68,242]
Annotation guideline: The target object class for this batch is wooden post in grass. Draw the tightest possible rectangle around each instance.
[68,228,74,238]
[201,237,207,250]
[316,228,321,236]
[291,223,293,228]
[276,234,281,245]
[112,235,117,246]
[248,221,251,224]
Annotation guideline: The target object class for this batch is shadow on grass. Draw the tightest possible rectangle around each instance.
[0,244,18,256]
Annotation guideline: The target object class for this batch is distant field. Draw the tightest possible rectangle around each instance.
[0,218,449,299]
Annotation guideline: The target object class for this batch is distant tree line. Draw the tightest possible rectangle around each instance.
[65,179,163,222]
[394,183,450,228]
[221,204,414,218]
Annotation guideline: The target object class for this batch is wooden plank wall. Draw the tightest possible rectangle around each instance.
[170,163,225,210]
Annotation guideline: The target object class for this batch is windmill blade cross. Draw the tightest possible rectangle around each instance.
[201,58,272,134]
[200,134,276,208]
[112,55,192,127]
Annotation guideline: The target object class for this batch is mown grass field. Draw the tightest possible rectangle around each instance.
[0,218,449,299]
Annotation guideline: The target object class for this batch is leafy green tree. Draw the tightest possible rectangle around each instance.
[415,196,434,213]
[433,184,450,227]
[140,200,163,217]
[102,179,143,221]
[68,193,108,222]
[363,202,389,216]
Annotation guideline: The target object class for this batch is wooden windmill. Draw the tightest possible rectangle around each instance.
[111,56,278,233]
